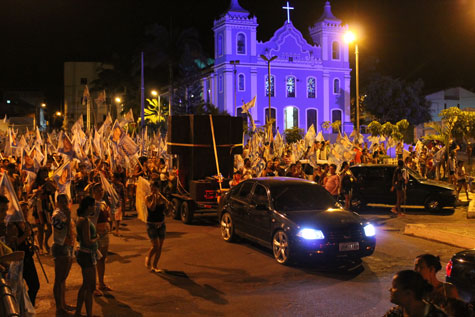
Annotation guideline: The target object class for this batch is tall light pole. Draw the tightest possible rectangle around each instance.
[260,55,278,130]
[344,31,359,135]
[230,60,240,116]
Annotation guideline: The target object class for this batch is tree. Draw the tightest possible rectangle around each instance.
[142,23,206,113]
[363,75,431,125]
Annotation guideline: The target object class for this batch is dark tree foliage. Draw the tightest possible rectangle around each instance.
[362,75,432,125]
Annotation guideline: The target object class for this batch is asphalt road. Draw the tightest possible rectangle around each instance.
[33,206,465,317]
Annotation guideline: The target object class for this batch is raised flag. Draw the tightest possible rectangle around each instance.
[241,96,256,114]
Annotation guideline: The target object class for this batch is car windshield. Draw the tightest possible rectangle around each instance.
[405,167,421,180]
[271,184,338,212]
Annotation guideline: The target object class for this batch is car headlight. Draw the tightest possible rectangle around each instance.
[364,224,376,237]
[297,228,325,240]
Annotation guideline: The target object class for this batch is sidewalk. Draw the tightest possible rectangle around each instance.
[403,192,475,249]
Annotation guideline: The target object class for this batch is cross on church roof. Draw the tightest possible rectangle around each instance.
[282,1,294,24]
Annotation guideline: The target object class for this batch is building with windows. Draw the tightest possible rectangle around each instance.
[202,0,352,133]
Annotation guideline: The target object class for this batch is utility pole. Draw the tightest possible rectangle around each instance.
[230,60,240,116]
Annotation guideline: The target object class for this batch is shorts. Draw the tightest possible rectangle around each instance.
[97,233,109,258]
[147,223,166,240]
[52,244,73,258]
[341,186,352,195]
[450,171,455,176]
[76,250,96,268]
[457,179,466,184]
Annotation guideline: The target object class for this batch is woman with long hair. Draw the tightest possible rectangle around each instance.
[74,196,98,317]
[145,181,168,272]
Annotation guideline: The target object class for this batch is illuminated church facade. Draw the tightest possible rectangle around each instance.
[201,0,352,133]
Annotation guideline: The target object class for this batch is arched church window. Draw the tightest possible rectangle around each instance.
[219,75,223,92]
[286,76,296,98]
[307,77,316,98]
[217,34,223,57]
[333,78,340,94]
[307,109,317,131]
[238,74,245,91]
[284,106,299,130]
[332,41,340,60]
[237,33,246,54]
[332,109,342,133]
[265,75,275,97]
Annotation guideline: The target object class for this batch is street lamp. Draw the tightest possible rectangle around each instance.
[260,55,278,131]
[56,111,62,117]
[344,30,360,135]
[230,60,240,116]
[115,97,122,119]
[151,90,161,117]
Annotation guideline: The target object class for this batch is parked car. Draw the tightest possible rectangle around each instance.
[218,177,376,265]
[349,164,457,212]
[446,249,475,303]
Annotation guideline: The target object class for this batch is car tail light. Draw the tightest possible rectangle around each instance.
[446,259,453,277]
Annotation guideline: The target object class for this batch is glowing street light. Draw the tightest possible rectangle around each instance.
[345,30,360,135]
[41,103,46,108]
[55,111,62,116]
[151,90,161,115]
[115,97,122,104]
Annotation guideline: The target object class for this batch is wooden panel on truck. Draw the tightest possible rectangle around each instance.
[167,115,243,181]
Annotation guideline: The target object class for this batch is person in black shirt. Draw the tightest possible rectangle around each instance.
[145,181,168,273]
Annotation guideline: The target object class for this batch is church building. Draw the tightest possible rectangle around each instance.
[201,0,352,133]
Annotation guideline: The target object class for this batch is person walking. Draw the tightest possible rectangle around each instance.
[91,184,111,296]
[391,160,407,216]
[75,197,98,317]
[145,181,168,273]
[455,160,470,201]
[339,162,355,210]
[52,194,76,316]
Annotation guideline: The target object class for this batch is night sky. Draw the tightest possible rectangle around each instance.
[1,0,474,110]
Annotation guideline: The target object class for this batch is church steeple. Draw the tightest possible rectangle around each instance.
[316,1,341,23]
[228,0,249,13]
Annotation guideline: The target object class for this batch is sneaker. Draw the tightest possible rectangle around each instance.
[151,267,163,273]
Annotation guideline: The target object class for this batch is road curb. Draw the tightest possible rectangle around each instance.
[404,223,475,249]
[468,200,475,219]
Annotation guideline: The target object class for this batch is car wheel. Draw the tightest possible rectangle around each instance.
[171,198,182,220]
[220,212,235,242]
[180,201,194,224]
[273,230,292,265]
[424,196,442,212]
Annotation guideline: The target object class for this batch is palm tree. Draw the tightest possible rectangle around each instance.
[142,22,206,113]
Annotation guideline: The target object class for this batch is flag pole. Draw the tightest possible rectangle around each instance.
[140,51,145,132]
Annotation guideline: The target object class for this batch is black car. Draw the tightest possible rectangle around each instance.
[446,249,475,303]
[218,177,376,265]
[349,164,457,212]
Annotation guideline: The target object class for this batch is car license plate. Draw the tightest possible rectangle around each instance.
[339,242,359,251]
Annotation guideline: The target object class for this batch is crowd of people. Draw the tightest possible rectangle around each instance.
[0,150,177,316]
[230,137,472,213]
[0,119,473,316]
